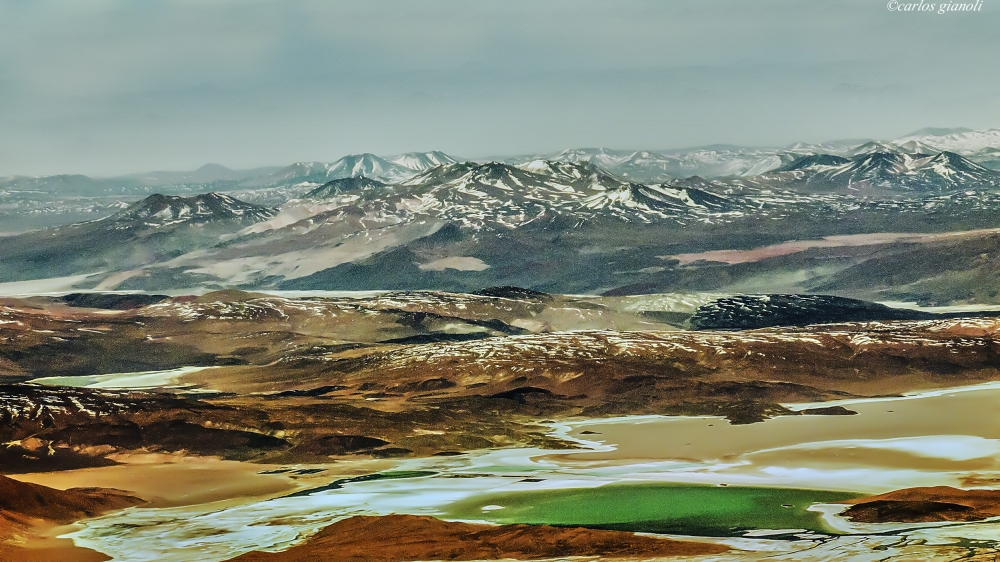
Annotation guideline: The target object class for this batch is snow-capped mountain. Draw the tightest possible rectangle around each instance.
[390,161,612,227]
[781,154,853,172]
[892,128,1000,155]
[543,147,632,169]
[579,182,736,221]
[295,160,744,228]
[517,129,1000,183]
[243,152,461,190]
[389,151,458,171]
[10,148,1000,294]
[514,159,630,190]
[246,154,410,188]
[846,140,940,157]
[243,148,1000,241]
[107,193,276,229]
[350,131,1000,186]
[323,153,414,182]
[670,148,797,178]
[769,150,1000,193]
[524,146,801,181]
[305,176,389,199]
[0,192,278,283]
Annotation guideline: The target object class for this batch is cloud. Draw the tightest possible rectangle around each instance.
[1,0,999,175]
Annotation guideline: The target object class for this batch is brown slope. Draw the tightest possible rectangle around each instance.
[0,475,143,562]
[810,230,1000,303]
[227,514,727,562]
[0,475,141,522]
[839,486,1000,523]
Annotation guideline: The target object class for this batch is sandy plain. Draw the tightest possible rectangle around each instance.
[549,382,1000,492]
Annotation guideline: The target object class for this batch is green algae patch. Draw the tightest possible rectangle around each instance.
[444,483,861,536]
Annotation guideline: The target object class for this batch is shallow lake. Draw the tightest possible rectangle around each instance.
[445,482,860,536]
[55,380,1000,561]
[30,366,213,390]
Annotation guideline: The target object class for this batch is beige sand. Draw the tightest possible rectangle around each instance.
[549,384,1000,491]
[7,454,358,509]
[670,229,1000,265]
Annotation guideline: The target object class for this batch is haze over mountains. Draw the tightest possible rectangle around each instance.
[5,127,1000,305]
[5,127,999,195]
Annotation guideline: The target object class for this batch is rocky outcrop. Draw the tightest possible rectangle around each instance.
[840,486,1000,523]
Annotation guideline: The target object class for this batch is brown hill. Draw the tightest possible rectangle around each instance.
[0,475,143,562]
[0,475,141,523]
[227,514,727,562]
[839,486,1000,523]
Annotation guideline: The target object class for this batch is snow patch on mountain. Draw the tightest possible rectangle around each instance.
[390,151,459,171]
[893,128,1000,155]
[773,150,999,192]
[108,193,276,229]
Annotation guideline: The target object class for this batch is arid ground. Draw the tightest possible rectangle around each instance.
[3,289,1000,561]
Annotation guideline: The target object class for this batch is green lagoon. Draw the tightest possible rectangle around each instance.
[444,483,861,537]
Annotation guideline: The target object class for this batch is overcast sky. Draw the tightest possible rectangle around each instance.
[2,0,999,176]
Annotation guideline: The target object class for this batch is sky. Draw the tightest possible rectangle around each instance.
[2,0,999,177]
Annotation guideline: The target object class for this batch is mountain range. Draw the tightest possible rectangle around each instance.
[6,128,1000,200]
[5,128,1000,303]
[0,193,276,284]
[764,150,1000,193]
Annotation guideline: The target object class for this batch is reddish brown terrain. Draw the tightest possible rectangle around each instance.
[4,291,1000,469]
[840,486,1000,523]
[3,291,1000,560]
[0,475,143,562]
[227,514,728,562]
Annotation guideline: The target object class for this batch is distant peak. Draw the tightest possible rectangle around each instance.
[112,192,275,227]
[196,163,234,173]
[390,151,459,171]
[904,127,973,137]
[305,176,388,198]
